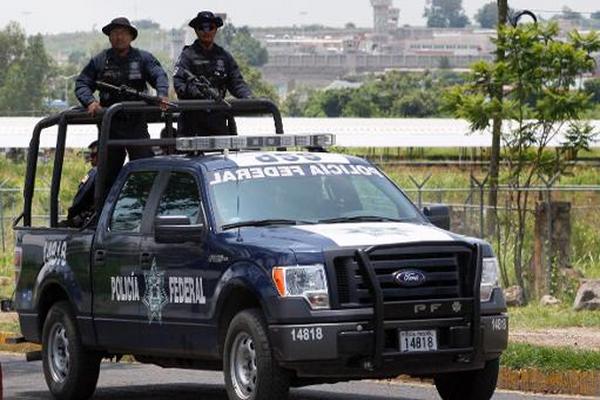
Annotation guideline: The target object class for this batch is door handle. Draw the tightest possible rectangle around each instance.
[94,250,106,265]
[140,252,152,265]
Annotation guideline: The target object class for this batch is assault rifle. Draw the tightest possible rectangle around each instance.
[96,81,177,108]
[181,68,231,107]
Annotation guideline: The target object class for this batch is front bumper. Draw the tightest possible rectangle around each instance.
[269,314,508,378]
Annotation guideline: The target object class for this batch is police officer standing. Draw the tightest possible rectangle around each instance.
[75,17,169,186]
[173,11,252,136]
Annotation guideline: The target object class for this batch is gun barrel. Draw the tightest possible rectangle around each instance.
[96,81,176,108]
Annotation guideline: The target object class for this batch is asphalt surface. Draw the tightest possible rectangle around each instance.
[0,353,589,400]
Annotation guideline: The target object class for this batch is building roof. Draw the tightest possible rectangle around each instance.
[1,117,599,149]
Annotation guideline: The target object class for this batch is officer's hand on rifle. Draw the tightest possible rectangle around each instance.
[87,101,102,117]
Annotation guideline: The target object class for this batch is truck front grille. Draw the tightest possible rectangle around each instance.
[328,243,475,308]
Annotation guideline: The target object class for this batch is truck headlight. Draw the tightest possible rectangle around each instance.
[272,264,330,310]
[481,257,500,302]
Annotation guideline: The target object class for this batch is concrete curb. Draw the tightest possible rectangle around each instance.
[498,368,600,397]
[1,331,599,396]
[395,367,600,397]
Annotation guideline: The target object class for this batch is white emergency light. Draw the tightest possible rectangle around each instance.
[175,134,335,152]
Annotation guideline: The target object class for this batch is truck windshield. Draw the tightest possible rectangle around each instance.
[207,162,423,229]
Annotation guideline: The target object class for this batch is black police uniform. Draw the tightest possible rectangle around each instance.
[173,41,252,136]
[75,48,169,186]
[65,167,97,227]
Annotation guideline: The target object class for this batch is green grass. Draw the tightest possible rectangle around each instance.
[0,320,19,335]
[509,304,600,330]
[501,343,600,372]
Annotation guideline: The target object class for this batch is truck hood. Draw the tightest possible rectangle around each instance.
[232,222,461,253]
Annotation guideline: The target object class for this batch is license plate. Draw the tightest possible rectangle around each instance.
[399,330,437,352]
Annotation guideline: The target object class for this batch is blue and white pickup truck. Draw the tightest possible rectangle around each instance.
[9,102,507,400]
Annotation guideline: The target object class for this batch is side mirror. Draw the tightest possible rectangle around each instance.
[422,205,451,231]
[154,215,205,243]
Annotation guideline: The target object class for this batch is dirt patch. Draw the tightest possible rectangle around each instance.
[510,328,600,350]
[0,312,17,324]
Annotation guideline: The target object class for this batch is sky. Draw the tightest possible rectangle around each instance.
[1,0,598,34]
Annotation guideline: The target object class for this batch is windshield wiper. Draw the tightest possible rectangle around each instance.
[221,219,314,231]
[317,215,408,224]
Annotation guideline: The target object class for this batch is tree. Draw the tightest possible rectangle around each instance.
[475,2,498,29]
[0,22,26,87]
[424,0,470,28]
[444,22,600,300]
[217,24,269,67]
[230,27,268,67]
[345,22,357,30]
[584,78,600,103]
[133,19,160,30]
[0,32,52,115]
[393,91,438,117]
[237,59,278,103]
[561,6,582,20]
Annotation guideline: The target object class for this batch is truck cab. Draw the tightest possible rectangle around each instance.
[10,101,508,400]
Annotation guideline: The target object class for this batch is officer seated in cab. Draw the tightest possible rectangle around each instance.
[173,11,252,136]
[61,141,98,228]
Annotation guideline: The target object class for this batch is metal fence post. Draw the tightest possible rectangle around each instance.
[470,173,489,238]
[0,179,9,253]
[408,174,432,208]
[540,173,560,295]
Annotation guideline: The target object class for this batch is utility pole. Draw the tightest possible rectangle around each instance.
[488,0,508,235]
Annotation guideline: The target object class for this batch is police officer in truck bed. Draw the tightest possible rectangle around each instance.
[75,17,169,187]
[173,11,252,136]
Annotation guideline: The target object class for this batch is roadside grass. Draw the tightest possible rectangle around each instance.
[509,304,600,330]
[0,319,19,334]
[501,342,600,372]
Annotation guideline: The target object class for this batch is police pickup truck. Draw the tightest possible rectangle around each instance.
[9,100,508,400]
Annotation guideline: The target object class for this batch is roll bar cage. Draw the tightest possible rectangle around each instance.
[19,99,283,227]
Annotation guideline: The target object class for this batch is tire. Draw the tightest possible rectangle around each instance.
[223,309,290,400]
[434,358,499,400]
[42,301,101,400]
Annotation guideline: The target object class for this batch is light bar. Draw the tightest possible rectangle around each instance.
[175,134,335,152]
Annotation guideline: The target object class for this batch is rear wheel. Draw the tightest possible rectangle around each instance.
[223,309,290,400]
[434,358,500,400]
[42,301,101,400]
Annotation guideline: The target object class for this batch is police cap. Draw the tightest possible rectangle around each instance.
[189,11,224,30]
[102,17,138,40]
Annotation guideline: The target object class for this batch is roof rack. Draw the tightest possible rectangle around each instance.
[21,99,283,227]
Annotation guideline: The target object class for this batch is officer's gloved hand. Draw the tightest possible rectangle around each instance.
[187,83,203,99]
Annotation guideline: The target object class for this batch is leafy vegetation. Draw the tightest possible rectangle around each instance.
[284,71,466,118]
[0,23,53,116]
[444,21,600,301]
[424,0,470,28]
[509,304,600,330]
[474,2,498,29]
[502,343,600,372]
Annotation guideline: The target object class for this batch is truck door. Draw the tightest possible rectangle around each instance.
[92,170,159,350]
[137,170,214,357]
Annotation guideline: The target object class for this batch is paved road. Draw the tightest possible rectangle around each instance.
[0,353,589,400]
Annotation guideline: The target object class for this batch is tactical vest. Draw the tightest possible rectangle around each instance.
[98,49,146,107]
[185,45,228,98]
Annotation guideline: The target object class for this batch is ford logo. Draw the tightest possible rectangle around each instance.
[393,270,427,287]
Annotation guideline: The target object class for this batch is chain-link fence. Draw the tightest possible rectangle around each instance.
[0,188,50,255]
[1,178,599,298]
[400,175,600,297]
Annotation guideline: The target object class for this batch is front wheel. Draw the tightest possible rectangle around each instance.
[434,358,500,400]
[42,301,101,400]
[223,309,290,400]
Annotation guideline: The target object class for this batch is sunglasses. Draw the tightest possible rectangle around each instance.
[199,23,217,32]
